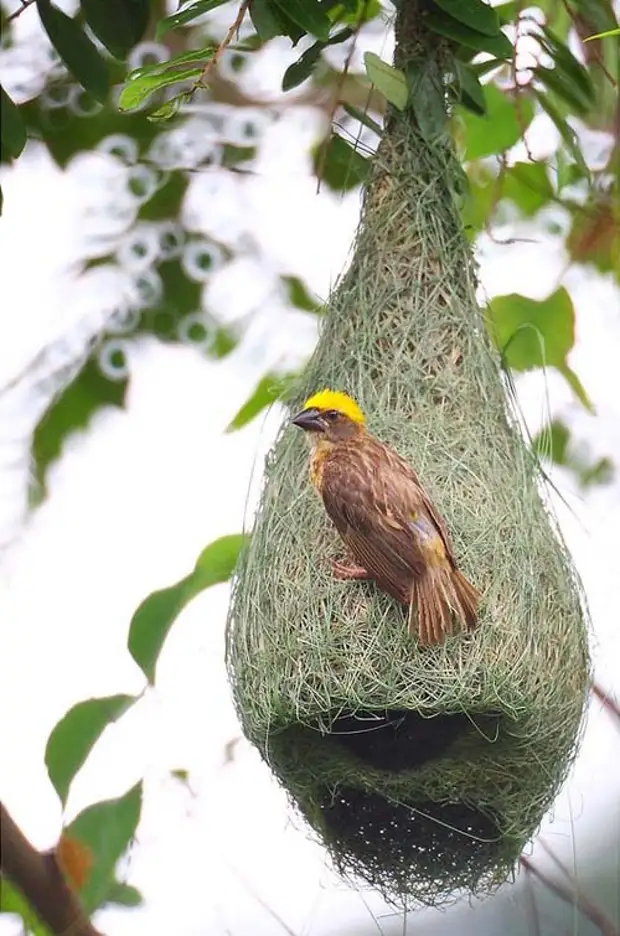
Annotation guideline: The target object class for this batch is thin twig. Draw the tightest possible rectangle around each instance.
[0,803,103,936]
[520,854,619,936]
[592,682,620,725]
[6,0,36,23]
[198,0,250,88]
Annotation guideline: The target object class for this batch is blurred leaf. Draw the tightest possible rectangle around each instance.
[80,0,150,59]
[272,0,331,41]
[45,695,137,807]
[65,784,142,912]
[455,61,486,115]
[328,0,381,24]
[128,534,248,682]
[283,41,324,90]
[314,132,369,190]
[460,84,533,160]
[147,91,192,121]
[487,288,593,409]
[461,164,496,233]
[171,768,190,782]
[534,65,594,116]
[119,65,204,112]
[282,274,320,311]
[535,89,589,175]
[157,0,233,38]
[364,53,408,109]
[36,0,111,102]
[533,418,570,464]
[533,419,614,488]
[103,880,143,908]
[430,0,502,36]
[537,25,596,114]
[424,9,513,58]
[0,880,51,935]
[31,358,128,505]
[283,27,352,91]
[567,198,619,277]
[0,85,27,161]
[226,372,296,431]
[502,161,553,216]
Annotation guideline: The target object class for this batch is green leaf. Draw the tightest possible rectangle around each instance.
[460,84,533,160]
[342,102,383,136]
[534,89,589,176]
[272,0,331,41]
[0,85,27,160]
[103,880,143,908]
[119,65,204,112]
[36,0,111,102]
[487,288,593,409]
[502,161,553,216]
[424,9,513,58]
[147,91,192,121]
[157,0,232,38]
[533,65,593,116]
[31,358,128,506]
[430,0,502,37]
[45,695,137,807]
[128,46,218,79]
[407,58,448,142]
[65,784,142,912]
[533,420,613,488]
[585,27,620,39]
[80,0,150,59]
[283,41,324,91]
[282,274,320,311]
[363,52,408,109]
[226,373,295,431]
[250,0,303,42]
[314,132,369,191]
[128,534,248,682]
[539,26,595,112]
[455,61,486,115]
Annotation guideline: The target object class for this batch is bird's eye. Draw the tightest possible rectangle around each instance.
[324,410,339,421]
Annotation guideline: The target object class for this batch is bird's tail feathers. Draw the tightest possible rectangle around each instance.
[409,567,480,646]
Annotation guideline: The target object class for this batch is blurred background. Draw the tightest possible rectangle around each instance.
[0,0,619,933]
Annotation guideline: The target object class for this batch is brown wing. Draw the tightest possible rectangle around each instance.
[320,437,454,603]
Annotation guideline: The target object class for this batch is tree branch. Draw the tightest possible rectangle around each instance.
[0,803,103,936]
[520,854,619,936]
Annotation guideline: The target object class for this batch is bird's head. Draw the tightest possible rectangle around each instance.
[291,389,366,442]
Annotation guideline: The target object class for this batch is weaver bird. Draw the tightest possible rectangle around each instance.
[291,389,480,646]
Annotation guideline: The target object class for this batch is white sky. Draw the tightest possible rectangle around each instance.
[1,16,620,936]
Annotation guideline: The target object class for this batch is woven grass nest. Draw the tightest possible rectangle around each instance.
[226,2,590,907]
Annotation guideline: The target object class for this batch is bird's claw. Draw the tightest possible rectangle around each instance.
[331,559,370,581]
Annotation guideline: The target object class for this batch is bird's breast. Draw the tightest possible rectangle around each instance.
[309,439,335,492]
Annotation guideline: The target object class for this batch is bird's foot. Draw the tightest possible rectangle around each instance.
[331,559,370,581]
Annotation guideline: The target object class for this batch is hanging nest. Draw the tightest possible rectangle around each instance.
[226,1,590,907]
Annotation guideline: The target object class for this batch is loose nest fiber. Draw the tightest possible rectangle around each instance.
[226,2,590,907]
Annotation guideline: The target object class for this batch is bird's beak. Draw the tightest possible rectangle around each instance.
[291,407,324,431]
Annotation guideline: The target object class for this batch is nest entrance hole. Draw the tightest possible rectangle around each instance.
[317,708,502,772]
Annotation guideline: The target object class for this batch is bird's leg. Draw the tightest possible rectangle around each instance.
[331,558,370,581]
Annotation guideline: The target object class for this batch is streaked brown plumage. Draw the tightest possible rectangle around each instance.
[292,389,480,646]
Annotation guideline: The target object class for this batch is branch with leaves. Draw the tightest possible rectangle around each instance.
[0,803,103,936]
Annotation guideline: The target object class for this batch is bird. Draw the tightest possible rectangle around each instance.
[291,388,480,646]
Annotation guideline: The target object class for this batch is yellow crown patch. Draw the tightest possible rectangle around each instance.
[302,389,366,424]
